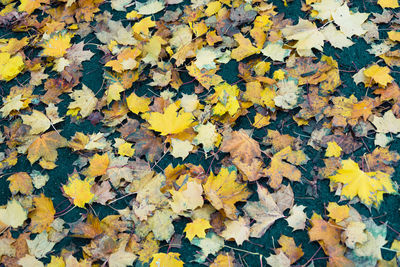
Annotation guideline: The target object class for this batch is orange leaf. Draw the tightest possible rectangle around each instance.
[85,153,109,177]
[276,235,304,264]
[29,194,55,233]
[27,131,68,165]
[308,213,341,247]
[7,172,33,195]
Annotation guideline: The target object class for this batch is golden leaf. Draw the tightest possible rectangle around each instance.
[27,131,68,165]
[203,166,251,220]
[29,194,55,233]
[147,102,194,136]
[63,172,95,208]
[184,218,212,241]
[7,172,33,195]
[329,159,396,207]
[40,31,74,58]
[150,253,184,267]
[85,153,109,177]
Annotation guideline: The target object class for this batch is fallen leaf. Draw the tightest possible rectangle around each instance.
[203,166,251,220]
[27,131,68,165]
[184,218,212,241]
[243,184,284,238]
[0,199,27,228]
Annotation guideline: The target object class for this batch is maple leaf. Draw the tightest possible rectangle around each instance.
[325,141,342,157]
[193,122,219,153]
[108,244,137,267]
[266,146,308,189]
[332,4,369,37]
[0,52,24,82]
[84,153,109,177]
[191,232,224,263]
[243,184,284,238]
[68,85,98,118]
[26,231,55,259]
[203,166,251,220]
[261,41,291,62]
[281,18,324,57]
[28,194,55,233]
[210,253,235,267]
[327,202,349,223]
[125,126,163,162]
[378,0,399,8]
[0,94,24,117]
[147,102,194,136]
[63,172,95,208]
[7,172,33,195]
[308,213,341,247]
[321,23,354,49]
[311,0,344,21]
[364,65,393,87]
[371,110,400,134]
[126,92,151,114]
[27,131,68,165]
[329,159,396,207]
[169,179,204,213]
[266,251,290,267]
[21,110,51,135]
[231,33,260,61]
[170,138,193,159]
[18,0,49,14]
[184,218,212,241]
[186,62,224,89]
[286,205,307,231]
[65,42,94,65]
[276,235,304,264]
[150,252,184,267]
[220,130,267,181]
[0,199,27,228]
[221,216,250,245]
[40,31,74,58]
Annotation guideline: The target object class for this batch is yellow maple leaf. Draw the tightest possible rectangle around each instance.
[364,65,393,87]
[326,202,349,223]
[147,102,194,136]
[63,172,95,208]
[231,33,260,61]
[388,31,400,42]
[203,166,251,220]
[106,82,125,104]
[118,142,135,157]
[0,52,24,81]
[18,0,49,14]
[47,256,65,267]
[132,16,155,35]
[29,194,55,233]
[150,252,184,267]
[210,82,240,116]
[40,31,74,58]
[329,159,396,207]
[184,218,212,241]
[325,141,342,157]
[126,92,151,114]
[85,153,109,177]
[378,0,399,8]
